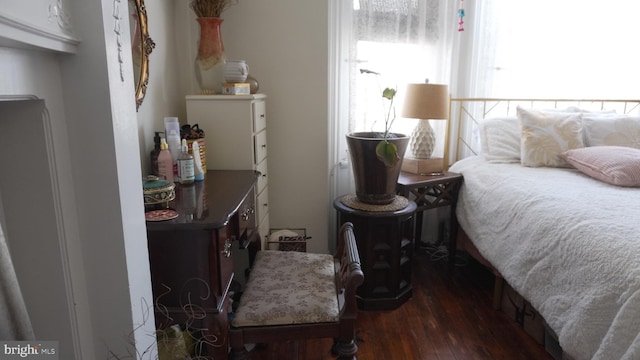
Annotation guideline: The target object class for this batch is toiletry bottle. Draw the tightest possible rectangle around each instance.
[157,138,174,182]
[191,140,205,181]
[150,131,162,176]
[166,129,181,182]
[178,139,195,185]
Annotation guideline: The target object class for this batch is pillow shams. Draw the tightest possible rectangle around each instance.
[479,117,521,163]
[582,114,640,148]
[517,107,585,167]
[562,146,640,187]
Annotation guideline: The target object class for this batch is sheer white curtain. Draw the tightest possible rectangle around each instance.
[468,0,640,98]
[329,0,461,202]
[328,0,462,245]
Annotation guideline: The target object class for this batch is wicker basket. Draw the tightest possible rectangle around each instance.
[267,229,308,252]
[182,124,206,173]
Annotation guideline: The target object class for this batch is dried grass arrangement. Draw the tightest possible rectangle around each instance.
[190,0,238,18]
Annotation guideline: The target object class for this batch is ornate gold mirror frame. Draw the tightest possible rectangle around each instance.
[129,0,155,111]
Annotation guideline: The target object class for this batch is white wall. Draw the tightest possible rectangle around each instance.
[61,0,156,357]
[136,0,184,175]
[0,0,157,357]
[221,0,330,253]
[140,0,332,253]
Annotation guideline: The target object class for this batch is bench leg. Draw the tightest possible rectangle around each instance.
[332,339,358,360]
[228,328,249,360]
[228,348,249,360]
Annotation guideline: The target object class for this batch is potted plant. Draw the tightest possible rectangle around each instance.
[347,71,409,205]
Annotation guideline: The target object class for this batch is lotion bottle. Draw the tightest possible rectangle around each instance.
[178,139,195,184]
[192,140,205,181]
[149,131,162,176]
[164,117,181,182]
[166,129,181,182]
[157,138,174,182]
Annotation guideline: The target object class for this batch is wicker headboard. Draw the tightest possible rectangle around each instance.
[444,98,640,168]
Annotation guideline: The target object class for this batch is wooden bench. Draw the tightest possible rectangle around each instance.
[229,222,364,359]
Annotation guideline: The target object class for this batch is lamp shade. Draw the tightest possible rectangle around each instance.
[401,83,449,120]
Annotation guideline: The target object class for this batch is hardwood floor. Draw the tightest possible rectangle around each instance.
[244,250,553,360]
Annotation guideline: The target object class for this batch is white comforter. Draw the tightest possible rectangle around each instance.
[450,156,640,360]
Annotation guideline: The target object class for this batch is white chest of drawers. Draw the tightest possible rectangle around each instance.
[186,94,270,247]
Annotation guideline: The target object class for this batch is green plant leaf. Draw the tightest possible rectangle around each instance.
[375,140,399,167]
[382,87,397,100]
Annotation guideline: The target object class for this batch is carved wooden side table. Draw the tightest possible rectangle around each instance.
[334,195,417,310]
[396,171,463,268]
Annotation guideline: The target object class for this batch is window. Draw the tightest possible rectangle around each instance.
[480,1,640,98]
[330,0,640,202]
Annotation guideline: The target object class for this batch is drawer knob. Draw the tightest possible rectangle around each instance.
[241,206,255,221]
[222,239,232,258]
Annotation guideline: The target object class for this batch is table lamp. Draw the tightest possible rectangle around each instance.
[401,82,449,174]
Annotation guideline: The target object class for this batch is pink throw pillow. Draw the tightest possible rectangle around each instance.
[561,146,640,187]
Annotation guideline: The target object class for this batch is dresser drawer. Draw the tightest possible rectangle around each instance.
[254,130,268,164]
[256,159,268,194]
[253,101,266,132]
[256,187,269,224]
[147,229,231,311]
[215,225,234,302]
[258,212,270,249]
[236,188,256,243]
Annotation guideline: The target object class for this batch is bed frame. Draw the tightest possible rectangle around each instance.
[443,97,640,358]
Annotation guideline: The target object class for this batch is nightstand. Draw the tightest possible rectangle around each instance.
[396,171,463,268]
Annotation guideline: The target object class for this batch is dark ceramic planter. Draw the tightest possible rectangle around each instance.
[346,132,409,205]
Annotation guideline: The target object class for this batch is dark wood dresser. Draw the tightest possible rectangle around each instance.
[146,170,260,359]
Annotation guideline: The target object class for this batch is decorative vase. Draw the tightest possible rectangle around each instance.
[346,132,409,205]
[194,17,226,94]
[246,74,259,94]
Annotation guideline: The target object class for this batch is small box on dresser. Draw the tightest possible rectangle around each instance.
[222,83,250,95]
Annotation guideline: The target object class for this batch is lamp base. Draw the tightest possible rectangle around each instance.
[401,156,444,175]
[410,119,436,159]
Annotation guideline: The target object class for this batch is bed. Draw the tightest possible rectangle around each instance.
[445,98,640,360]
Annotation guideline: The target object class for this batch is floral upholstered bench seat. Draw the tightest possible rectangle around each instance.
[231,250,339,327]
[229,223,363,360]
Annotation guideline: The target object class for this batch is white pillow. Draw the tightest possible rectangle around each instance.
[562,106,617,114]
[478,117,521,163]
[582,114,640,148]
[517,107,585,167]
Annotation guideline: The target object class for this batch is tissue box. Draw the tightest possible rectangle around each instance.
[222,83,250,95]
